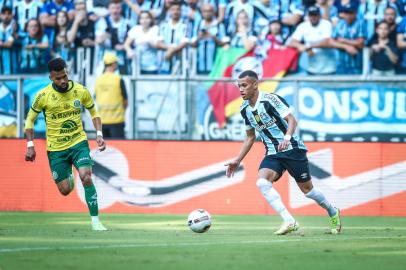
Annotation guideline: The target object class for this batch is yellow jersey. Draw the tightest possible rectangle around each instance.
[26,80,99,152]
[94,72,126,124]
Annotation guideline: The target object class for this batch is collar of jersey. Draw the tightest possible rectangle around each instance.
[249,91,263,111]
[52,80,74,93]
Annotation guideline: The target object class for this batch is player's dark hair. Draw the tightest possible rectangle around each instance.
[238,70,259,80]
[48,58,67,72]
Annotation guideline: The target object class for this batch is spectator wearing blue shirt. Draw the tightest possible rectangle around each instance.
[95,1,131,74]
[368,21,398,75]
[330,5,365,74]
[124,0,165,25]
[358,0,400,41]
[19,18,49,73]
[39,0,75,39]
[0,6,18,74]
[396,16,406,73]
[190,3,229,74]
[316,0,339,25]
[270,0,304,38]
[14,0,43,35]
[52,10,71,60]
[229,9,257,50]
[334,0,359,15]
[156,1,189,74]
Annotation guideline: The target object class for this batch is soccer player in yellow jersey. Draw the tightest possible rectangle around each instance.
[24,58,108,231]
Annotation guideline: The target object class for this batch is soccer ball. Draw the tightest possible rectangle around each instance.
[187,209,212,233]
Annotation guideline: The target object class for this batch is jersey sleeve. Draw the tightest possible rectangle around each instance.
[30,90,45,113]
[264,94,291,118]
[82,86,100,119]
[240,107,254,131]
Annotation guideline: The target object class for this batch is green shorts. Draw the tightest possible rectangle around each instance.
[47,140,94,183]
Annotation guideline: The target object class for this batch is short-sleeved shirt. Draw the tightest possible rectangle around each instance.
[333,18,365,74]
[291,19,336,74]
[240,92,306,156]
[14,0,43,32]
[30,80,96,151]
[127,24,160,72]
[191,19,229,74]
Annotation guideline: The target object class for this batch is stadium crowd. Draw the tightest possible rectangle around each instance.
[1,0,406,75]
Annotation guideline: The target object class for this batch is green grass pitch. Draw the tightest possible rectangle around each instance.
[0,212,405,270]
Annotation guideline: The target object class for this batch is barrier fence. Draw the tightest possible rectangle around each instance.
[1,75,405,142]
[0,139,405,216]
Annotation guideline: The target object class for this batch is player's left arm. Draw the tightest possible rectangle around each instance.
[83,87,106,151]
[279,113,297,152]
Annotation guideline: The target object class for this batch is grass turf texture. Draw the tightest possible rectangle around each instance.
[0,213,405,270]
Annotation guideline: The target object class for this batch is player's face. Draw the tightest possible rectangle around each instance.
[50,69,69,90]
[237,77,258,100]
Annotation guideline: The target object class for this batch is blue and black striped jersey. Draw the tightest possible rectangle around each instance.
[240,91,306,155]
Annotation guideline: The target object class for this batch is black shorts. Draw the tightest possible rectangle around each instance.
[259,149,311,183]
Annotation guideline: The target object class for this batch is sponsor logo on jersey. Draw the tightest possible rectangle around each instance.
[255,116,277,131]
[51,109,81,120]
[60,120,79,134]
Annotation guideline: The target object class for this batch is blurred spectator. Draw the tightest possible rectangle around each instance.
[201,0,226,23]
[229,10,257,51]
[95,52,128,139]
[13,0,43,35]
[358,0,400,41]
[390,0,406,16]
[250,0,272,35]
[39,0,75,39]
[52,10,71,60]
[182,0,202,30]
[191,3,229,74]
[224,0,255,35]
[96,0,131,74]
[369,21,398,75]
[334,0,359,16]
[396,14,406,73]
[316,0,338,24]
[289,6,336,75]
[19,18,49,73]
[0,6,17,74]
[124,10,160,74]
[270,0,304,38]
[91,0,110,17]
[67,0,96,48]
[261,19,285,48]
[156,1,189,74]
[124,0,165,25]
[330,4,365,74]
[0,0,13,8]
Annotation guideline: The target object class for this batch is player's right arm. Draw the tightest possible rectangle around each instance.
[25,109,40,162]
[24,91,45,162]
[226,128,256,177]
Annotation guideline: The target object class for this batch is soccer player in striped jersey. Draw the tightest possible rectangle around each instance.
[24,58,108,231]
[226,70,341,235]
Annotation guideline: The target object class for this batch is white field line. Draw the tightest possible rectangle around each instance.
[0,236,405,254]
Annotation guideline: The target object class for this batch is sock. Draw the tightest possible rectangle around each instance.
[84,184,99,217]
[305,188,337,217]
[91,216,100,223]
[256,178,295,223]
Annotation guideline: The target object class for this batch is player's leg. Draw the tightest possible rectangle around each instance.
[284,149,341,234]
[71,141,107,231]
[48,150,74,196]
[257,156,298,235]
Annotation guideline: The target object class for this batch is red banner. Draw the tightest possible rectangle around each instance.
[0,139,405,216]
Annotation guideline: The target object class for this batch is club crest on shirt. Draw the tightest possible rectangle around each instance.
[254,114,261,123]
[73,100,81,108]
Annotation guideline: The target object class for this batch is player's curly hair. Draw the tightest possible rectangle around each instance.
[48,58,67,72]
